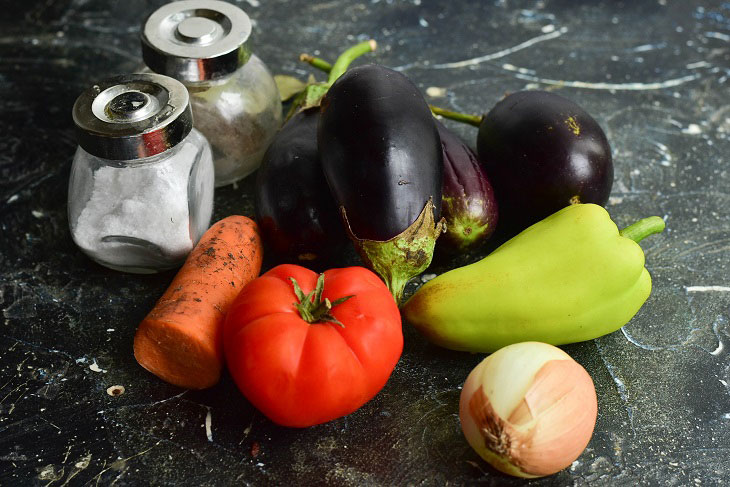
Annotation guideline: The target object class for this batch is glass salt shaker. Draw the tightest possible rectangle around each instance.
[69,73,215,273]
[141,0,282,187]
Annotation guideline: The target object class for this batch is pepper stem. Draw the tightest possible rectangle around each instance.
[429,105,483,127]
[290,274,354,327]
[619,216,666,243]
[327,39,377,86]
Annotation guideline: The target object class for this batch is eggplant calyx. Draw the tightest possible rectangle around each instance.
[442,196,493,252]
[341,198,446,305]
[290,274,354,328]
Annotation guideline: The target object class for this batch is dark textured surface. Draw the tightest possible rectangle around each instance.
[1,0,729,485]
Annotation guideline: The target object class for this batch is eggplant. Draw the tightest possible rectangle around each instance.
[254,41,378,269]
[318,64,445,303]
[477,90,613,234]
[436,120,498,254]
[255,109,347,269]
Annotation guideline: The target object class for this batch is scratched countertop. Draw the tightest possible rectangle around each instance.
[1,0,729,485]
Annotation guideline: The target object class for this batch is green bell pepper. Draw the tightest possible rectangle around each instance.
[401,204,665,352]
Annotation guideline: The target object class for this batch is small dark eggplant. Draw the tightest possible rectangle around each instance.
[318,64,445,303]
[436,120,498,254]
[477,90,613,234]
[255,109,347,269]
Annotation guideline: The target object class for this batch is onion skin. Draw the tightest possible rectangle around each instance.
[459,342,597,478]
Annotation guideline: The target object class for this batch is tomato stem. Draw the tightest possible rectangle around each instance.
[290,275,354,327]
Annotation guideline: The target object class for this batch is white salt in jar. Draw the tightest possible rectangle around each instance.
[69,73,215,273]
[141,0,282,187]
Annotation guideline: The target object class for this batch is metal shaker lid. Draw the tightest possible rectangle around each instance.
[73,73,193,160]
[141,0,252,82]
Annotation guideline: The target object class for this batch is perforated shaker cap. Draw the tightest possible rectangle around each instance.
[72,73,193,160]
[141,0,252,82]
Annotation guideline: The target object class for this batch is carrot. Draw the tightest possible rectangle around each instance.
[133,215,263,389]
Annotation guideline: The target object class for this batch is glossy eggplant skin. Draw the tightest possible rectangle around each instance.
[477,90,613,234]
[255,108,347,269]
[318,64,443,241]
[436,120,498,254]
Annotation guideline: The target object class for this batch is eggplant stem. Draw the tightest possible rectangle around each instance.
[619,216,666,243]
[298,54,484,128]
[429,105,483,127]
[288,41,377,119]
[327,40,377,86]
[300,53,333,73]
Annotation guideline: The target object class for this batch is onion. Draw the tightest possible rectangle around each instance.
[459,342,597,478]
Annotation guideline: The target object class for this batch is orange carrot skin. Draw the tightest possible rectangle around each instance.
[134,216,263,389]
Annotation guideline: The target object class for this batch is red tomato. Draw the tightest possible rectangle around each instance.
[224,264,403,428]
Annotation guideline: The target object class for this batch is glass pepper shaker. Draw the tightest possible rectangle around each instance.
[141,0,282,187]
[69,73,215,274]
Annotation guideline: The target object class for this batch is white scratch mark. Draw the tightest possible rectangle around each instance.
[62,444,72,463]
[595,341,635,434]
[609,196,624,205]
[60,453,92,486]
[245,0,260,7]
[90,442,160,485]
[621,327,667,351]
[541,24,555,33]
[7,194,18,203]
[651,140,673,166]
[632,43,665,52]
[430,27,567,69]
[682,123,702,135]
[32,210,44,218]
[205,408,213,442]
[686,286,730,292]
[720,379,728,387]
[502,63,535,74]
[40,417,62,431]
[501,67,700,91]
[686,61,711,69]
[419,17,429,27]
[89,360,107,373]
[706,31,730,42]
[724,413,730,419]
[710,316,727,356]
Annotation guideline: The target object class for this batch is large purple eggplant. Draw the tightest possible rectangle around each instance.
[436,120,498,254]
[254,41,376,269]
[477,90,613,234]
[255,109,347,269]
[318,64,445,303]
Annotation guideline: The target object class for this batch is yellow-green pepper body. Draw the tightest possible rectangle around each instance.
[402,204,663,352]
